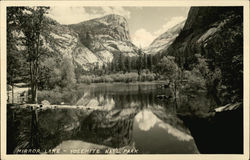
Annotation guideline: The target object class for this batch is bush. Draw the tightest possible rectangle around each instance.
[37,85,85,105]
[79,75,92,84]
[183,69,206,91]
[77,71,156,84]
[103,75,114,83]
[140,71,156,82]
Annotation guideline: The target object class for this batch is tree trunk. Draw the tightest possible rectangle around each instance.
[11,82,14,104]
[33,30,40,104]
[31,74,38,104]
[174,82,178,112]
[30,60,37,104]
[34,85,37,103]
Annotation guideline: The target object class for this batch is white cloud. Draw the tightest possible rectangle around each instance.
[101,6,130,19]
[131,28,156,48]
[48,7,100,24]
[154,16,186,37]
[48,6,130,25]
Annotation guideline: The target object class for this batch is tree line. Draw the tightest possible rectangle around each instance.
[88,50,163,76]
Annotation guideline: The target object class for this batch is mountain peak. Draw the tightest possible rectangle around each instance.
[69,13,130,42]
[102,14,126,20]
[144,20,185,55]
[42,13,140,71]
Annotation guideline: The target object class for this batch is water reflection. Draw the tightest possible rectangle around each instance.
[135,110,159,131]
[76,92,115,111]
[135,109,192,141]
[8,83,200,154]
[78,108,137,148]
[133,109,197,154]
[158,123,193,141]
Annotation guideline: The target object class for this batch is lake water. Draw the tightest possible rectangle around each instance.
[8,82,203,154]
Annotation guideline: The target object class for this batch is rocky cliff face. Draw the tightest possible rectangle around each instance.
[165,7,243,70]
[42,14,140,70]
[144,20,185,55]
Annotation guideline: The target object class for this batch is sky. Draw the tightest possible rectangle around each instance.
[48,7,190,48]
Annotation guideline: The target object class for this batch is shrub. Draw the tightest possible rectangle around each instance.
[77,71,156,84]
[79,75,92,84]
[103,75,114,83]
[37,86,85,105]
[183,69,206,91]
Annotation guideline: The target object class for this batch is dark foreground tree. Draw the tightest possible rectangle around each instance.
[7,7,30,103]
[7,8,21,103]
[19,7,50,103]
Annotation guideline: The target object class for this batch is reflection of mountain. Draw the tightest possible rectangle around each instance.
[135,108,193,142]
[133,108,199,154]
[79,108,139,148]
[149,105,192,137]
[34,106,140,151]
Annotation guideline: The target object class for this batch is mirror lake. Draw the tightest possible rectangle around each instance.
[8,82,220,154]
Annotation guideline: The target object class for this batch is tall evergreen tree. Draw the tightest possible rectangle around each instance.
[136,49,143,75]
[147,54,153,71]
[118,53,125,73]
[19,7,50,103]
[7,7,30,103]
[125,56,131,73]
[143,53,148,69]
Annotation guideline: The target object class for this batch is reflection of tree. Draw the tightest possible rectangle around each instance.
[150,107,191,136]
[79,86,159,110]
[37,109,88,151]
[75,83,163,111]
[9,107,138,153]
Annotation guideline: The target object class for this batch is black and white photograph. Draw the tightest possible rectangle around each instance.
[0,1,249,160]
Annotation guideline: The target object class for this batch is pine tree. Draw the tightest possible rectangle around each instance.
[7,7,30,103]
[19,7,50,103]
[143,53,148,69]
[137,49,143,75]
[147,54,153,71]
[125,56,131,73]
